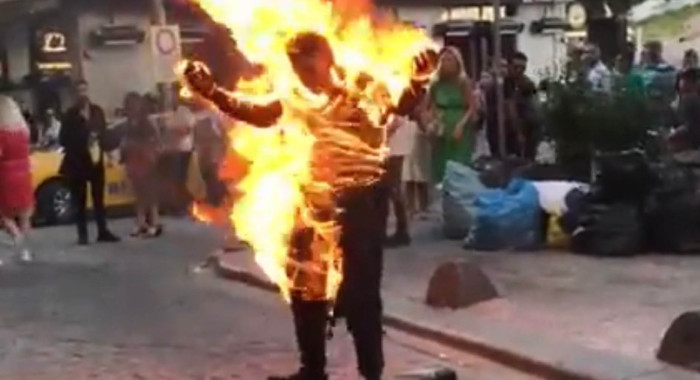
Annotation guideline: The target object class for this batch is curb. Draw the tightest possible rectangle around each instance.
[212,255,700,380]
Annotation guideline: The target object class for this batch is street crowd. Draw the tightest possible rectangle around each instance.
[1,38,699,263]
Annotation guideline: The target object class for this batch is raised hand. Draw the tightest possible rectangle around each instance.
[182,60,216,97]
[412,48,439,84]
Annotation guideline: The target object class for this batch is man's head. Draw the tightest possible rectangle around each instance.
[684,49,698,69]
[615,53,632,74]
[286,32,335,93]
[679,68,700,94]
[74,79,90,106]
[582,43,601,67]
[644,41,663,65]
[509,52,527,77]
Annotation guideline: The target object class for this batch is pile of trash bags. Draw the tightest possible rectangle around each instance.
[443,150,700,255]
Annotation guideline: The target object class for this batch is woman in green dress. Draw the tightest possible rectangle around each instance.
[427,46,477,184]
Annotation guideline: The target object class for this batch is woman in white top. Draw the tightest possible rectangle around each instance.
[404,91,432,219]
[384,114,415,247]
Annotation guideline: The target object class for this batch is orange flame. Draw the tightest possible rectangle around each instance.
[183,0,435,303]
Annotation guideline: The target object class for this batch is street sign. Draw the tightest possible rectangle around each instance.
[151,25,182,83]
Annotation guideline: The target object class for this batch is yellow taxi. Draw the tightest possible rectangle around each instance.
[31,115,208,225]
[30,147,136,225]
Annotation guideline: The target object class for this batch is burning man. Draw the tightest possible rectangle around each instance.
[181,30,436,380]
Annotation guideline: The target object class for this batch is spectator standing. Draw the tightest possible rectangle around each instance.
[669,68,700,152]
[193,104,227,207]
[405,91,432,219]
[505,52,541,159]
[682,49,698,71]
[427,46,477,184]
[60,80,119,245]
[581,44,612,94]
[675,49,699,94]
[0,96,34,264]
[613,54,645,97]
[640,41,677,127]
[161,102,196,215]
[121,93,162,238]
[483,60,518,157]
[384,114,414,247]
[42,108,62,148]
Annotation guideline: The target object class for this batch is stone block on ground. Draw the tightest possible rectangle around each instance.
[425,261,499,309]
[396,367,457,379]
[657,310,700,372]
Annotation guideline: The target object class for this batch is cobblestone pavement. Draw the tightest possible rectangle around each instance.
[0,219,540,380]
[384,214,700,359]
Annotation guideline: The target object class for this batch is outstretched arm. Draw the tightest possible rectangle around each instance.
[180,61,283,128]
[389,48,439,118]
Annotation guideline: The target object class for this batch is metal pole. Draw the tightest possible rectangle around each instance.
[151,0,173,111]
[152,0,166,25]
[492,0,506,158]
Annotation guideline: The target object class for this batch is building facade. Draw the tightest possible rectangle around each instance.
[379,0,584,81]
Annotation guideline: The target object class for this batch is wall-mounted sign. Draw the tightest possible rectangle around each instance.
[42,32,67,53]
[567,2,587,30]
[441,6,507,23]
[32,26,73,74]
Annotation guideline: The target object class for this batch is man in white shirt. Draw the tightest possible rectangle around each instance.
[582,44,612,94]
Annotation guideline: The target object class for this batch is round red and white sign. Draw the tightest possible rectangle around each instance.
[156,28,177,55]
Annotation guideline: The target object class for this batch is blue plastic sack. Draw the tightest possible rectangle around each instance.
[467,178,541,251]
[442,161,487,239]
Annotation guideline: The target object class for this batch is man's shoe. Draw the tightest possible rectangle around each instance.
[78,236,89,246]
[97,231,120,243]
[384,233,411,248]
[267,370,328,380]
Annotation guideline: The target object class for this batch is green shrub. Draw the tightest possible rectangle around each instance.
[542,74,656,180]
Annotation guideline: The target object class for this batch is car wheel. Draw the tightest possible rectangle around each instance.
[36,180,75,225]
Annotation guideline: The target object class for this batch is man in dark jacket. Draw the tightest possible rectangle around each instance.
[181,32,435,380]
[60,80,119,245]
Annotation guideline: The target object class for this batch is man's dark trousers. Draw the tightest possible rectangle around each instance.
[68,165,108,240]
[290,182,388,380]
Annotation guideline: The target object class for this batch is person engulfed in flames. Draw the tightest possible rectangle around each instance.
[181,31,436,380]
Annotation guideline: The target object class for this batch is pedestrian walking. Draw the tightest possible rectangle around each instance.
[121,93,162,238]
[427,46,478,184]
[0,96,34,264]
[60,80,119,245]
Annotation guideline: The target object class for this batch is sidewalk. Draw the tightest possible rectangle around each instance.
[214,216,700,380]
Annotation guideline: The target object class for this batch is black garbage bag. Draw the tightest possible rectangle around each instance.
[594,150,654,202]
[473,156,530,189]
[517,163,570,181]
[571,202,644,257]
[645,162,700,253]
[649,161,697,196]
[647,194,700,253]
[560,188,590,234]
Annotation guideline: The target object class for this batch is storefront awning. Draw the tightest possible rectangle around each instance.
[433,19,525,37]
[375,0,521,6]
